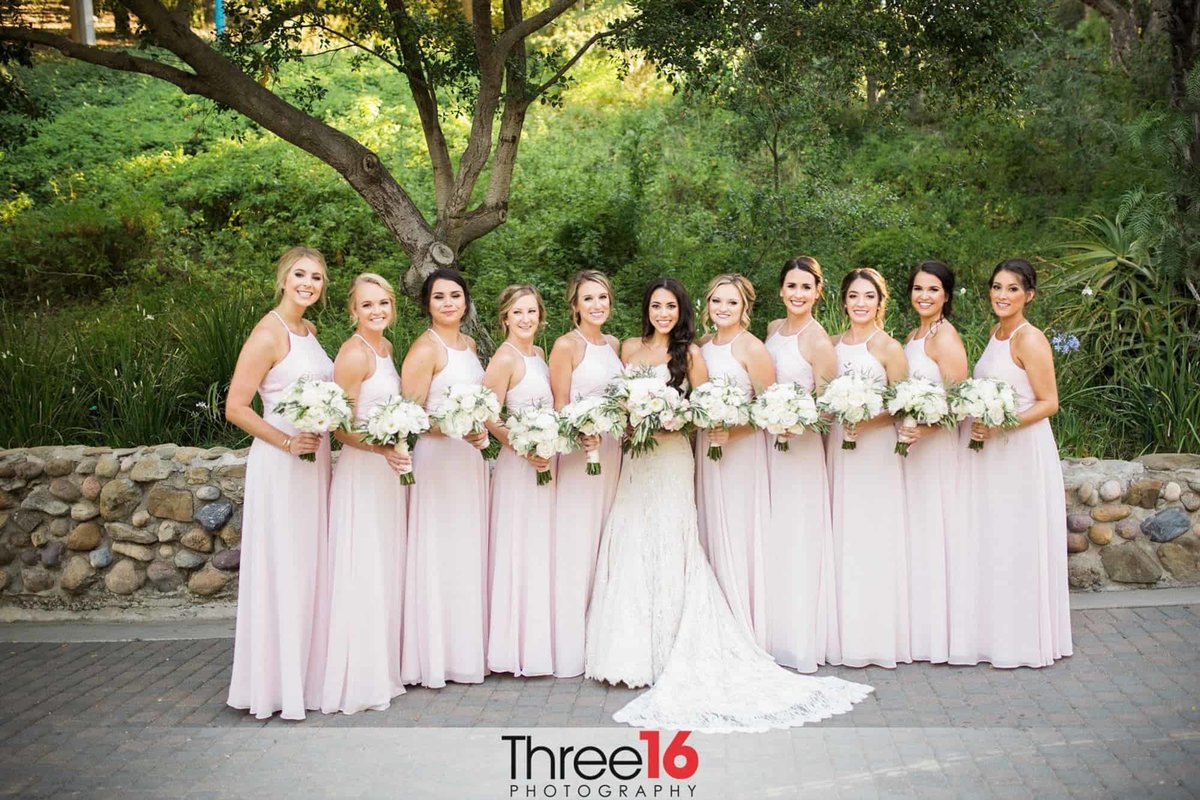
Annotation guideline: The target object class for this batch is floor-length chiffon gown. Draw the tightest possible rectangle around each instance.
[948,324,1073,668]
[586,364,872,733]
[488,346,556,677]
[694,334,771,646]
[228,310,333,720]
[826,333,912,669]
[553,331,623,678]
[401,331,490,688]
[321,337,406,713]
[763,323,840,673]
[902,332,961,664]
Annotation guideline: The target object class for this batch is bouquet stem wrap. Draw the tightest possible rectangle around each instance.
[394,440,414,486]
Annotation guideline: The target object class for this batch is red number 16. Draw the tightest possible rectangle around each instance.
[639,730,699,779]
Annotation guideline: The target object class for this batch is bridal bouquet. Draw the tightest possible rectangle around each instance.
[430,384,502,447]
[884,378,952,457]
[949,377,1020,452]
[358,396,430,485]
[275,376,354,462]
[604,367,690,458]
[750,382,824,452]
[817,372,885,451]
[506,404,572,486]
[560,395,625,475]
[688,377,751,461]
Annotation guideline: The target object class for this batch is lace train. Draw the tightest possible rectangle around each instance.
[586,433,873,733]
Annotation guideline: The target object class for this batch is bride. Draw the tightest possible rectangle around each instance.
[585,277,872,732]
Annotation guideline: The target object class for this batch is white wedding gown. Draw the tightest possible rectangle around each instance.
[585,366,873,733]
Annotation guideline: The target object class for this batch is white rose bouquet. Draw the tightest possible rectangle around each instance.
[750,382,825,452]
[506,404,572,486]
[817,372,885,451]
[560,394,625,475]
[358,396,430,485]
[430,384,502,447]
[275,376,354,462]
[604,366,690,458]
[688,377,751,461]
[949,378,1020,451]
[884,378,952,457]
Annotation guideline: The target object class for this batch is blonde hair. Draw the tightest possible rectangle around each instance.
[497,284,546,333]
[346,272,397,327]
[566,270,614,325]
[701,273,756,331]
[839,267,890,327]
[273,246,328,304]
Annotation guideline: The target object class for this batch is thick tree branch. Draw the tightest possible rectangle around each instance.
[529,14,642,99]
[0,27,206,93]
[494,0,576,59]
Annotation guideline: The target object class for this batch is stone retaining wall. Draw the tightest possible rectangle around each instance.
[1,446,1198,608]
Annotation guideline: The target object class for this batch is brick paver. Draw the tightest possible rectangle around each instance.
[0,605,1197,798]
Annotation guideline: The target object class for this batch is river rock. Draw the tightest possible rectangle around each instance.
[195,500,233,532]
[60,556,94,593]
[105,559,144,594]
[1100,543,1163,584]
[173,447,202,462]
[181,528,214,553]
[99,479,140,521]
[157,521,180,543]
[16,458,44,480]
[70,501,99,522]
[1067,514,1091,533]
[0,544,13,566]
[112,542,154,562]
[67,522,102,551]
[19,550,37,566]
[1068,561,1103,590]
[146,559,182,592]
[1182,492,1200,512]
[1098,479,1123,502]
[212,548,240,570]
[173,550,207,570]
[1067,533,1089,554]
[1116,518,1141,540]
[106,522,156,545]
[217,524,240,548]
[1142,508,1192,543]
[1091,504,1130,523]
[48,478,80,502]
[1076,483,1098,506]
[10,509,43,534]
[1157,543,1199,581]
[145,486,193,522]
[1127,479,1163,509]
[131,509,150,528]
[89,542,113,569]
[188,565,232,596]
[0,462,13,479]
[130,458,172,483]
[44,457,74,478]
[0,488,12,510]
[30,527,49,548]
[1162,482,1182,503]
[49,517,69,538]
[185,467,210,485]
[20,487,69,517]
[80,475,101,501]
[74,458,96,475]
[94,456,120,479]
[1088,524,1114,546]
[40,540,64,568]
[1135,453,1200,470]
[195,486,220,501]
[21,567,53,593]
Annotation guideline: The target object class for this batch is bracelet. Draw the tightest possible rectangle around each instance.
[282,436,292,454]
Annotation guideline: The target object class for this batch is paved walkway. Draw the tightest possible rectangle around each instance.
[0,593,1196,799]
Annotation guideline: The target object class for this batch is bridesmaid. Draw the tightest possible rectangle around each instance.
[827,267,912,669]
[548,270,623,678]
[484,285,556,677]
[898,262,969,664]
[949,258,1073,668]
[321,273,411,714]
[695,274,775,646]
[226,246,333,720]
[400,268,490,688]
[763,256,840,673]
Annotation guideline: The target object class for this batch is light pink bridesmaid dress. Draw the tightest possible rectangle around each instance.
[553,331,623,677]
[321,336,406,714]
[488,345,557,676]
[826,332,912,668]
[228,310,333,720]
[401,331,490,687]
[948,323,1073,668]
[763,323,840,673]
[694,333,770,646]
[902,332,962,664]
